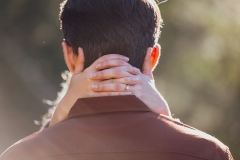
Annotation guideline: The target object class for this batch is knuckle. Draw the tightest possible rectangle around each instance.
[135,68,141,74]
[93,85,100,91]
[100,61,106,68]
[107,61,114,67]
[129,66,135,73]
[99,62,104,67]
[113,69,122,76]
[117,60,124,66]
[102,55,109,61]
[120,55,125,59]
[118,55,125,60]
[127,77,133,83]
[100,85,106,90]
[111,79,115,83]
[114,84,122,91]
[97,71,103,78]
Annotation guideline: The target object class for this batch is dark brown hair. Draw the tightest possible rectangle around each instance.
[60,0,162,70]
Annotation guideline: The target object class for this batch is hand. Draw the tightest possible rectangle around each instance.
[50,48,140,126]
[91,49,171,116]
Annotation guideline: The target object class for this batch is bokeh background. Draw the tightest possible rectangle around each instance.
[0,0,239,158]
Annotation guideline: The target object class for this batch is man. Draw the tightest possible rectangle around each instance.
[0,0,233,159]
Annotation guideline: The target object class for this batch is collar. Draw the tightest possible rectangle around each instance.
[67,95,151,118]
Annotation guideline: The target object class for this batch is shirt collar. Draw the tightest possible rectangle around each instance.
[67,95,151,118]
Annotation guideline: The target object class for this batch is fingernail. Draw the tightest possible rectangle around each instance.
[132,77,139,83]
[124,57,129,61]
[92,85,99,89]
[90,73,97,78]
[96,63,102,69]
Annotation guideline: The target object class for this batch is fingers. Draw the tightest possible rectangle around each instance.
[73,48,85,75]
[95,59,139,72]
[103,76,139,85]
[93,54,129,66]
[90,68,133,80]
[91,91,133,96]
[111,66,140,75]
[92,83,130,92]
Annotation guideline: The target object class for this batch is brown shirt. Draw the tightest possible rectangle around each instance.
[0,95,233,160]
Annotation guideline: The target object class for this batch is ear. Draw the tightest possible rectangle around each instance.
[151,44,161,70]
[62,42,77,73]
[142,44,161,77]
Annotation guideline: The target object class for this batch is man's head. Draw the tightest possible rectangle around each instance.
[60,0,162,70]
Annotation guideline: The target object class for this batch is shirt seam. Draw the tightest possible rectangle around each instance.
[159,115,199,130]
[66,110,151,120]
[208,146,231,160]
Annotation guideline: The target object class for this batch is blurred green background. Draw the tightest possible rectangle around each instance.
[0,0,239,158]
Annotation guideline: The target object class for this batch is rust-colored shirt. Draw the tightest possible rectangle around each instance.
[0,96,233,160]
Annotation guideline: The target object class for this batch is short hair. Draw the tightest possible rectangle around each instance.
[60,0,162,70]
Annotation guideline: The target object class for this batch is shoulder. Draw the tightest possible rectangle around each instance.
[157,115,233,160]
[0,131,43,160]
[0,122,72,160]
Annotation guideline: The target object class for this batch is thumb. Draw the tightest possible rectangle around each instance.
[142,47,153,78]
[73,47,85,74]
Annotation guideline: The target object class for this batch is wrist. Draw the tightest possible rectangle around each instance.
[49,93,78,126]
[154,92,171,117]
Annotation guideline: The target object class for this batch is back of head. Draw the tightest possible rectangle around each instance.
[60,0,162,70]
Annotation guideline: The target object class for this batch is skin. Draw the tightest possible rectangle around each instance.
[49,42,171,126]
